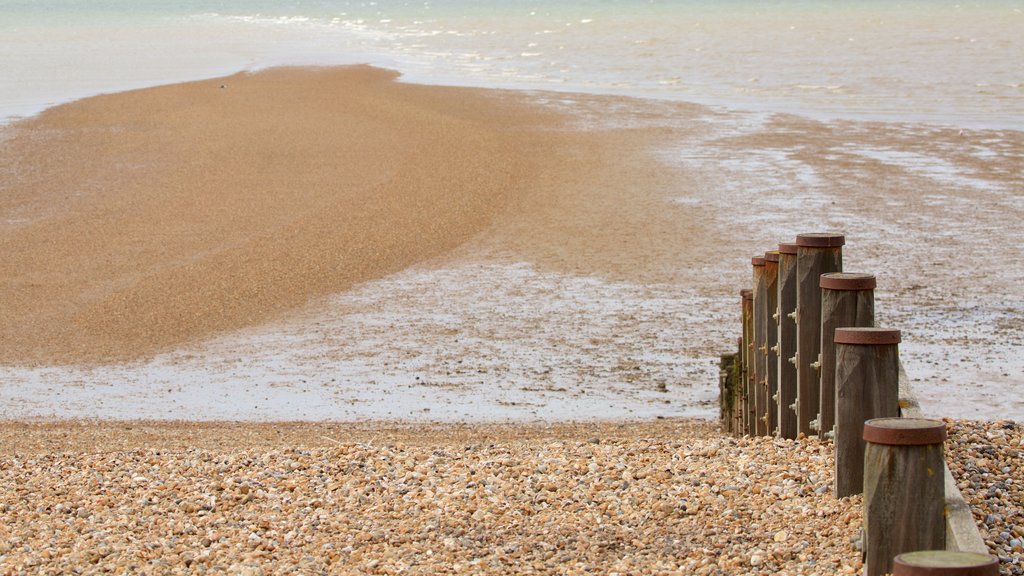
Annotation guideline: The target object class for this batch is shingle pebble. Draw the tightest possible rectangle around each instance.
[0,420,863,575]
[946,418,1024,576]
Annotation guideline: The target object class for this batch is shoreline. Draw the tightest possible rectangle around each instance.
[1,65,1022,422]
[6,66,1024,135]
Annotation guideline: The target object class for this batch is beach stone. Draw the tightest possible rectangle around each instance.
[0,420,869,573]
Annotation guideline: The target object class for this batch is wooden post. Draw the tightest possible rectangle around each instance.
[892,551,999,575]
[719,352,739,433]
[834,327,901,497]
[776,242,799,440]
[752,256,768,436]
[763,251,780,436]
[818,272,876,442]
[795,232,844,437]
[735,337,744,434]
[863,418,947,576]
[719,353,729,431]
[741,289,754,435]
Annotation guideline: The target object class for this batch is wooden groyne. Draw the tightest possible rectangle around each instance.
[717,233,992,575]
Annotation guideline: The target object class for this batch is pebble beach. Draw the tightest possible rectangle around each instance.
[2,419,1021,574]
[1,2,1021,574]
[947,419,1024,576]
[1,420,865,575]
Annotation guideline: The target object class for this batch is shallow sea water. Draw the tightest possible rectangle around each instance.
[1,0,1022,127]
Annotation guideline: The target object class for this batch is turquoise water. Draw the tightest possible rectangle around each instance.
[1,0,1022,127]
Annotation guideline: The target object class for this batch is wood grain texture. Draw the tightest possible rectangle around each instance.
[795,246,842,437]
[742,295,755,435]
[863,441,946,576]
[764,260,780,436]
[819,287,874,440]
[719,352,739,433]
[753,264,768,436]
[834,342,900,497]
[777,252,799,439]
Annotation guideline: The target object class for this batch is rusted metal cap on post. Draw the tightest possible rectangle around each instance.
[820,272,876,291]
[892,550,999,575]
[863,418,947,446]
[778,242,798,255]
[834,327,900,345]
[751,256,765,267]
[795,233,845,248]
[764,250,780,263]
[740,289,753,300]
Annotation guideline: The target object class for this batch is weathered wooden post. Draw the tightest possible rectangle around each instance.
[818,272,876,441]
[719,353,729,431]
[795,233,844,437]
[735,337,744,434]
[752,256,768,436]
[892,551,999,575]
[834,327,901,497]
[763,250,780,436]
[741,289,754,435]
[719,352,739,434]
[776,242,799,440]
[863,418,947,576]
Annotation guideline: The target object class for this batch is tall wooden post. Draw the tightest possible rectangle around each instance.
[763,251,780,436]
[893,551,999,575]
[863,418,947,576]
[834,327,901,497]
[776,242,799,440]
[741,289,754,435]
[752,256,768,436]
[795,232,844,437]
[818,272,876,441]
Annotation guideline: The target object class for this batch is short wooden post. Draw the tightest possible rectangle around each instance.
[776,242,799,440]
[763,251,780,436]
[834,327,901,497]
[752,256,768,436]
[863,418,947,576]
[818,272,876,441]
[795,232,844,437]
[741,289,754,435]
[892,551,999,575]
[735,337,744,434]
[719,352,739,434]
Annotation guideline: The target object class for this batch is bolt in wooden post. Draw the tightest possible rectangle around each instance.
[892,551,999,576]
[834,327,901,497]
[741,289,754,436]
[763,251,780,436]
[863,418,947,576]
[776,242,799,440]
[752,256,768,436]
[819,273,876,442]
[795,232,844,437]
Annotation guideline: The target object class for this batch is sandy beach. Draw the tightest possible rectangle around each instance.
[1,66,1021,421]
[1,65,1022,573]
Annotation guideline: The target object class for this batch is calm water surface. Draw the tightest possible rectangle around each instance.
[1,0,1021,127]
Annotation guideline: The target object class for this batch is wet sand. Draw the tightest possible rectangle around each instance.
[0,66,587,364]
[1,66,1022,575]
[1,66,1022,421]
